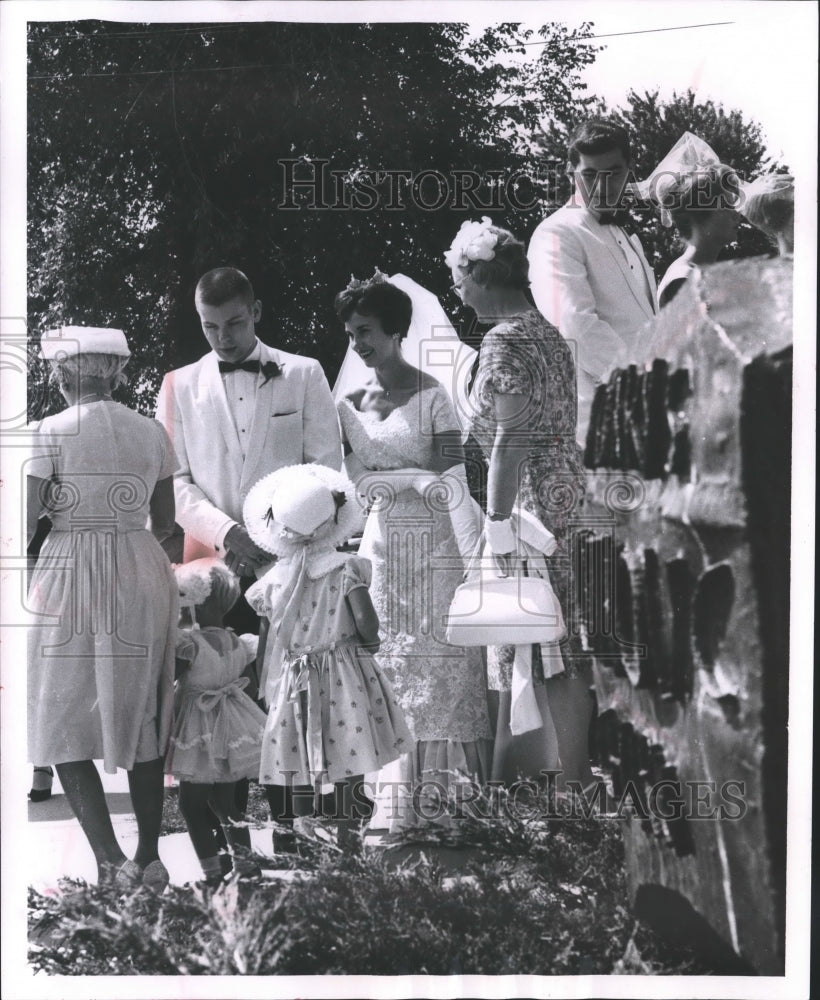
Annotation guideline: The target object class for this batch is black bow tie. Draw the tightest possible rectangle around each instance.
[218,360,260,374]
[219,359,283,385]
[598,210,635,232]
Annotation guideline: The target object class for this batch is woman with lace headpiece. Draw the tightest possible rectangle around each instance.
[333,272,492,833]
[637,133,744,308]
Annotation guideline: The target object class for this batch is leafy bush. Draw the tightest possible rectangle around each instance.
[28,788,718,976]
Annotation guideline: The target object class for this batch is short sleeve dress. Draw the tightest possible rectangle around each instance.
[247,554,412,785]
[165,628,267,783]
[467,311,591,686]
[337,387,492,751]
[27,401,179,772]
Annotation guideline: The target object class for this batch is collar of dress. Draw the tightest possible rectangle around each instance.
[264,548,350,584]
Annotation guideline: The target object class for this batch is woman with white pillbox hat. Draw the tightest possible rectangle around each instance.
[27,325,178,891]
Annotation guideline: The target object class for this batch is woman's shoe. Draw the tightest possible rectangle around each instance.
[141,859,170,894]
[194,875,226,892]
[556,779,620,818]
[100,858,143,890]
[293,815,334,844]
[29,766,54,803]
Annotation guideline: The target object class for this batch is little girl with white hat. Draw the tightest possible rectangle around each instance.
[244,464,411,850]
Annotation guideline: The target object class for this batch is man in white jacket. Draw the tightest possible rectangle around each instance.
[157,267,342,583]
[156,266,342,852]
[528,119,658,445]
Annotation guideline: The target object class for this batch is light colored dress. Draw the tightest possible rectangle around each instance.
[338,386,492,806]
[467,311,591,687]
[658,257,697,307]
[247,555,411,785]
[166,628,267,783]
[27,401,178,772]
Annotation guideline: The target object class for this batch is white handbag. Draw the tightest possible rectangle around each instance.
[444,545,566,647]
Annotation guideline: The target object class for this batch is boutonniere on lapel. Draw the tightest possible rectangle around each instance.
[260,360,283,386]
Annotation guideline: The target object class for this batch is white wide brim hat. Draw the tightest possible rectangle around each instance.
[243,464,364,558]
[40,326,131,361]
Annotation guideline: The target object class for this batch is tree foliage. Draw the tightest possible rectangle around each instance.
[28,19,599,417]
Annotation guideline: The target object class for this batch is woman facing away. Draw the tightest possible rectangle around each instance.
[27,326,178,891]
[333,274,492,831]
[446,219,598,797]
[740,172,795,257]
[654,162,742,308]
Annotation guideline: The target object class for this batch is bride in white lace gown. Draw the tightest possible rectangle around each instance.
[334,274,492,831]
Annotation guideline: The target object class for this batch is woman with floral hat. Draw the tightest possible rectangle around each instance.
[446,219,597,796]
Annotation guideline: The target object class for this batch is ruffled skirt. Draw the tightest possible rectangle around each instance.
[165,681,267,783]
[259,639,412,785]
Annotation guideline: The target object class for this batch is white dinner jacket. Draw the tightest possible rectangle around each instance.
[528,201,658,444]
[156,340,342,560]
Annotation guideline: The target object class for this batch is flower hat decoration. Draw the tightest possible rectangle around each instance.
[444,216,499,270]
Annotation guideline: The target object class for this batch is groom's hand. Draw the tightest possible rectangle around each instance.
[224,524,273,577]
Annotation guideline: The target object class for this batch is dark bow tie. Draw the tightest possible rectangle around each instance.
[598,210,636,233]
[218,359,282,385]
[218,360,260,374]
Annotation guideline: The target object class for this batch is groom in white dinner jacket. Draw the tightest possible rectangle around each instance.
[156,266,342,585]
[528,118,658,445]
[156,266,342,846]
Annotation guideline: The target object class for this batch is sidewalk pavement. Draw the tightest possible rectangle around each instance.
[27,770,292,892]
[26,767,477,893]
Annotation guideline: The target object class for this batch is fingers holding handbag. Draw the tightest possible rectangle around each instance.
[445,511,565,647]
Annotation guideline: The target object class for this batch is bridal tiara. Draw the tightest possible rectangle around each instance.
[344,268,390,293]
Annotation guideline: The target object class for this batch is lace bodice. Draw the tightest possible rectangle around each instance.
[338,385,459,471]
[336,383,491,743]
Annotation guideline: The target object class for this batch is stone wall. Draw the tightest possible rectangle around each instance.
[577,256,792,974]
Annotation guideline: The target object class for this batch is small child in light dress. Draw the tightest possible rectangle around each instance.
[166,559,267,885]
[244,464,411,850]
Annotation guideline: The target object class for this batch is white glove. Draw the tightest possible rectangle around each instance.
[438,465,483,566]
[356,467,436,507]
[484,516,516,555]
[510,645,543,736]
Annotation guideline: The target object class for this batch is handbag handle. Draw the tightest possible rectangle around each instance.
[461,535,487,583]
[462,534,530,583]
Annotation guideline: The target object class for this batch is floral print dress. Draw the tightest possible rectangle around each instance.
[467,310,591,686]
[247,555,411,785]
